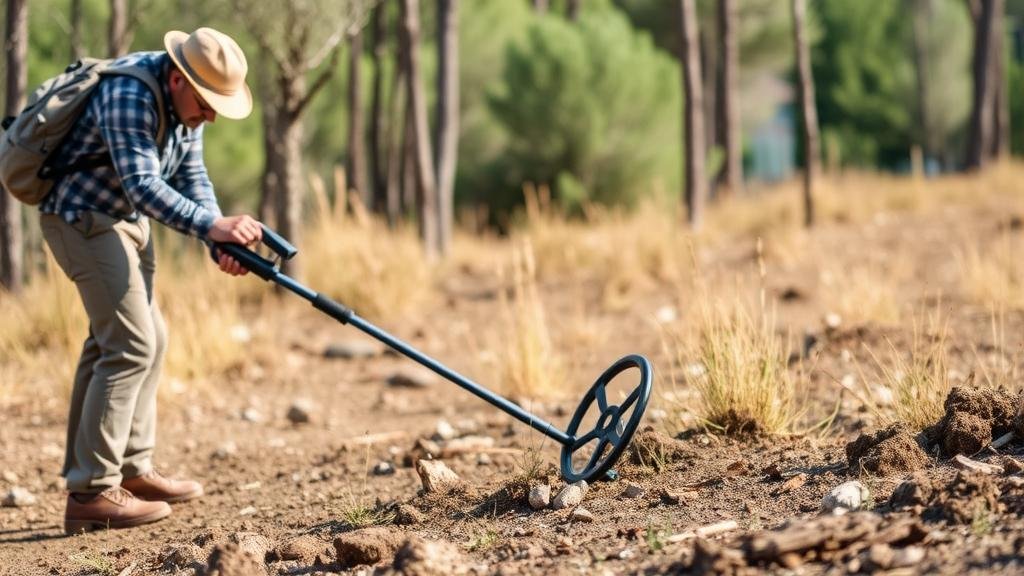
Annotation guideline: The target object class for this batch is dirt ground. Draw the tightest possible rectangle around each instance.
[3,192,1024,575]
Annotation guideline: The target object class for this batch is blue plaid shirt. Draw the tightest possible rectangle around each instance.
[40,51,220,238]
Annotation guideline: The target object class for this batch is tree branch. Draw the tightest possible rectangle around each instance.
[293,43,343,117]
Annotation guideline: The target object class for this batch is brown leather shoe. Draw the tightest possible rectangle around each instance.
[122,469,203,503]
[65,486,171,534]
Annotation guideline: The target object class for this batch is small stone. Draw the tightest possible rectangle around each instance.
[552,481,588,510]
[824,312,842,329]
[212,441,237,460]
[324,340,381,359]
[276,535,324,563]
[435,419,457,440]
[891,545,925,568]
[821,481,869,513]
[415,459,461,492]
[2,487,36,507]
[570,507,594,523]
[373,461,395,476]
[622,483,644,499]
[528,485,551,510]
[655,306,678,324]
[240,407,263,423]
[238,505,257,516]
[953,454,1003,475]
[476,453,492,466]
[2,471,18,484]
[387,367,438,388]
[230,531,272,560]
[868,543,894,570]
[287,399,314,424]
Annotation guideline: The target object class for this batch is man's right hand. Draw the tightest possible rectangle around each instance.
[208,215,263,245]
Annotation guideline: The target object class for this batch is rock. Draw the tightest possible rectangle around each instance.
[622,483,645,499]
[528,485,551,510]
[867,543,894,570]
[476,453,492,466]
[229,531,272,561]
[655,306,678,324]
[415,459,461,493]
[212,441,237,460]
[952,454,1003,475]
[2,487,36,507]
[160,544,205,571]
[845,424,929,476]
[204,542,268,576]
[275,535,324,563]
[570,507,595,523]
[434,419,457,440]
[821,481,869,513]
[892,545,925,568]
[393,537,470,575]
[286,399,314,424]
[824,312,842,330]
[373,461,396,476]
[387,367,438,388]
[334,527,407,568]
[240,407,263,423]
[324,340,381,360]
[395,504,425,525]
[552,481,588,510]
[2,471,18,484]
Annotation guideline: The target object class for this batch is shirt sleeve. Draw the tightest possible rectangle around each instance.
[92,77,217,238]
[168,125,222,220]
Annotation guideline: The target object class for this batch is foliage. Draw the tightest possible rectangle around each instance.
[487,1,681,214]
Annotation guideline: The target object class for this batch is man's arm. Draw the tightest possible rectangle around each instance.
[167,126,222,218]
[94,76,217,238]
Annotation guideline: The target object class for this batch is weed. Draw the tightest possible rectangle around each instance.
[971,504,993,537]
[645,517,671,552]
[68,551,115,576]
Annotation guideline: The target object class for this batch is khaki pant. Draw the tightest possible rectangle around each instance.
[41,212,167,493]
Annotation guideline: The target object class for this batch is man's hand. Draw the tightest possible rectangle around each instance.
[208,215,263,276]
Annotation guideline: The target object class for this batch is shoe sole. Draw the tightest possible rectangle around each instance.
[64,506,171,534]
[162,486,204,504]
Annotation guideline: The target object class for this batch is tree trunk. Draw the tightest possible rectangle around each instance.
[679,0,706,230]
[400,0,438,257]
[346,28,369,207]
[2,0,27,293]
[533,0,548,13]
[966,0,1002,170]
[792,0,820,228]
[716,0,742,196]
[272,101,305,278]
[369,3,387,215]
[434,0,458,257]
[70,0,84,61]
[567,0,582,21]
[109,0,129,57]
[991,4,1009,158]
[911,0,933,163]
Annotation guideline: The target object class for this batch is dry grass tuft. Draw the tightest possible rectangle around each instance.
[956,232,1024,310]
[496,239,566,401]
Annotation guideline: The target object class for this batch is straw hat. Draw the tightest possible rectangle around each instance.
[164,27,253,120]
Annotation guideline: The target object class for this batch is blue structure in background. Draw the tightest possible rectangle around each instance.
[747,104,795,183]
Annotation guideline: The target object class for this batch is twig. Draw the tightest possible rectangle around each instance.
[666,520,739,543]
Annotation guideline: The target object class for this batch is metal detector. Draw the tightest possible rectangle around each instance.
[216,227,653,482]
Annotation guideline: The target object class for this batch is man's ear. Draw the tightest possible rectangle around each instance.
[168,68,184,90]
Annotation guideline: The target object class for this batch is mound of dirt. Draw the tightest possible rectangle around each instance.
[391,537,470,576]
[927,386,1020,457]
[334,526,408,568]
[202,542,268,576]
[625,427,694,467]
[845,424,930,476]
[890,471,1003,524]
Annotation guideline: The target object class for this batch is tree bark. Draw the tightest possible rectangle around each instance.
[567,0,582,21]
[792,0,819,227]
[911,0,933,163]
[434,0,458,257]
[400,0,438,258]
[991,4,1009,158]
[679,0,706,230]
[716,0,742,196]
[2,0,27,293]
[109,0,129,57]
[70,0,84,61]
[346,28,369,206]
[966,0,1002,170]
[369,3,387,215]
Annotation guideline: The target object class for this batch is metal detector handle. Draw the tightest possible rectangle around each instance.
[261,225,297,261]
[211,225,296,281]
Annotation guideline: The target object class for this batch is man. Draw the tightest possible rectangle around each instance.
[39,27,261,534]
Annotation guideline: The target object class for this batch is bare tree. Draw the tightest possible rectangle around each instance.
[991,3,1009,158]
[434,0,458,256]
[567,0,582,21]
[346,28,369,206]
[2,0,27,293]
[911,0,933,163]
[400,0,438,257]
[71,0,84,61]
[109,0,129,57]
[679,0,706,229]
[792,0,819,227]
[369,3,387,216]
[716,0,742,196]
[235,0,373,276]
[966,0,1003,170]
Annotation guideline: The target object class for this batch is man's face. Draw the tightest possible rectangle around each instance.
[169,69,217,129]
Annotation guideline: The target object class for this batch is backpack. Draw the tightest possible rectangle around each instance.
[0,57,168,205]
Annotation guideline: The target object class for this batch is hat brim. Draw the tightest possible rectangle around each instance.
[164,30,253,120]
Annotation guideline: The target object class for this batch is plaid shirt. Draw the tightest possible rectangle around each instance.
[40,51,221,238]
